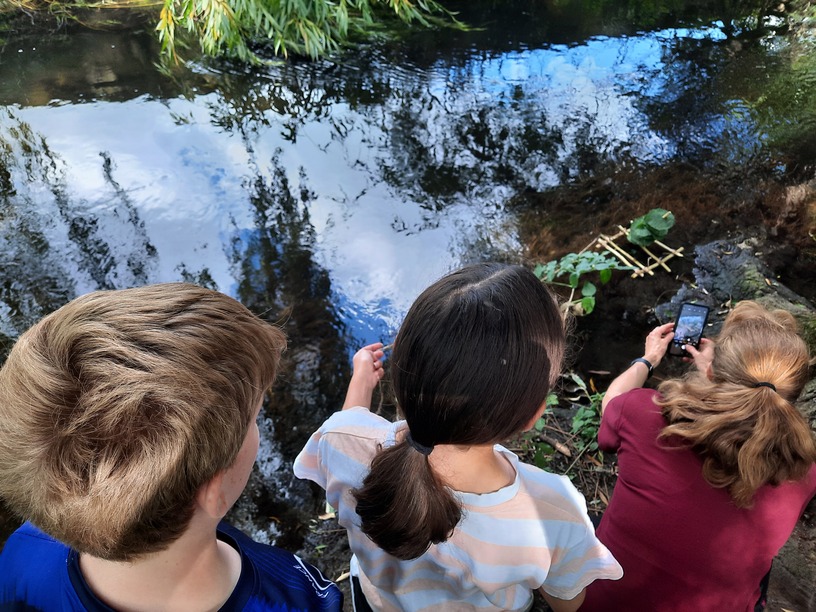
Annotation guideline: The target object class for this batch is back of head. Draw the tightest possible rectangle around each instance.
[353,263,565,559]
[659,300,815,506]
[0,284,286,561]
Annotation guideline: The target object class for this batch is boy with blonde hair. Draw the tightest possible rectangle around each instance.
[0,284,342,611]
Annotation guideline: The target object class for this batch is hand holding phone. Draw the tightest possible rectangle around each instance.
[668,303,710,357]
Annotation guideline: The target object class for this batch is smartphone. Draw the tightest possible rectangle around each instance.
[668,303,710,357]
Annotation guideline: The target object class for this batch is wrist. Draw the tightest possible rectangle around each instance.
[630,357,653,379]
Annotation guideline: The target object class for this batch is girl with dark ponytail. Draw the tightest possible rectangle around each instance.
[295,263,622,611]
[582,301,816,611]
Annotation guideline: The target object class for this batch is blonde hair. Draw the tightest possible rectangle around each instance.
[658,301,815,507]
[0,284,286,561]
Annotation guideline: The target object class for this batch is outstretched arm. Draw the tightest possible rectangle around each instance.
[342,343,386,410]
[601,322,674,414]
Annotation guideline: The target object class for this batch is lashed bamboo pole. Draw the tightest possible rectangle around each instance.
[653,240,684,257]
[597,236,652,277]
[642,244,672,272]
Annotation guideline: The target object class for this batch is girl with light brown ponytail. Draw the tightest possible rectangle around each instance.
[582,301,816,612]
[295,263,622,612]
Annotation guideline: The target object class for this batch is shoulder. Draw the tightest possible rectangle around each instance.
[606,388,664,427]
[806,463,816,494]
[608,387,661,412]
[309,408,399,463]
[515,460,591,522]
[0,522,68,568]
[511,459,623,596]
[319,407,395,439]
[0,523,74,605]
[217,523,343,612]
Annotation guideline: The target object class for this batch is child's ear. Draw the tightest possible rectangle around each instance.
[196,472,229,519]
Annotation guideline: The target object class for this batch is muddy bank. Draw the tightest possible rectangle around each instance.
[515,162,814,384]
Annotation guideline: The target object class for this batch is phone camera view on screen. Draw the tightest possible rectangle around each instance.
[668,303,710,356]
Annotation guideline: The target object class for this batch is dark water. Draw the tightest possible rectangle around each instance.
[1,0,815,545]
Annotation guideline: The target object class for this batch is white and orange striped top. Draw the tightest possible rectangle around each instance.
[294,407,623,611]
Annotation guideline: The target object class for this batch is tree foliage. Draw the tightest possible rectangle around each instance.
[2,0,455,63]
[156,0,455,63]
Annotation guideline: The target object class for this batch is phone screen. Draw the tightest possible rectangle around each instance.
[669,303,710,356]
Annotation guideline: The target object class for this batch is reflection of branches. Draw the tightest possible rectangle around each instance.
[0,110,158,338]
[230,153,350,456]
[208,65,344,140]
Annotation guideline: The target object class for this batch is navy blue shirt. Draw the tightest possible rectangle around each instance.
[0,521,343,611]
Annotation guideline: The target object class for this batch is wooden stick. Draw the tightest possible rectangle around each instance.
[578,235,602,255]
[539,434,572,458]
[597,237,640,267]
[598,239,643,276]
[640,244,672,272]
[598,237,653,277]
[654,240,684,257]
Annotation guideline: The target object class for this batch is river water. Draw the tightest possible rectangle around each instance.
[1,0,814,544]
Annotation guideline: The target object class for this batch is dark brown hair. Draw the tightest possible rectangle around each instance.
[352,263,565,559]
[0,284,286,561]
[658,301,815,507]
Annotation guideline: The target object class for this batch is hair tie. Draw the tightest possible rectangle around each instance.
[406,431,434,456]
[753,382,777,392]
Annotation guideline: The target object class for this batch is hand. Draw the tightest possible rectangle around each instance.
[643,322,675,369]
[352,342,386,387]
[682,338,714,377]
[343,343,386,410]
[601,322,675,414]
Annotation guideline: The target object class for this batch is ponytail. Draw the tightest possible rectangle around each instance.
[352,440,461,560]
[662,382,816,507]
[659,300,815,507]
[727,389,816,506]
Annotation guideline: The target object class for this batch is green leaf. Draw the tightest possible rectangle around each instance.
[568,272,580,288]
[581,281,597,297]
[533,447,552,469]
[581,296,595,314]
[534,417,546,432]
[644,208,675,232]
[628,221,653,246]
[599,268,612,284]
[628,208,675,246]
[546,392,559,407]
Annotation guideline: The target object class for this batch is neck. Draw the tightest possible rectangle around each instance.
[428,443,515,494]
[79,514,241,612]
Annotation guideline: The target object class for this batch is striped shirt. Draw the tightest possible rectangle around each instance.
[294,407,622,611]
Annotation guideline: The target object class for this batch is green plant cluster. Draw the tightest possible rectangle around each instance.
[156,0,456,63]
[518,373,605,472]
[534,251,631,315]
[562,372,603,454]
[627,208,675,247]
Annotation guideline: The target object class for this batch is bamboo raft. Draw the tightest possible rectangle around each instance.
[586,224,684,278]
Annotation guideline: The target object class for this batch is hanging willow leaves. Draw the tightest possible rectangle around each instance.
[157,0,460,63]
[3,0,459,64]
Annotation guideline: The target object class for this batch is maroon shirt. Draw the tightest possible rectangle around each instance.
[582,388,816,612]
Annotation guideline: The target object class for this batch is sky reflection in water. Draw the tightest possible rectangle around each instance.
[0,22,767,347]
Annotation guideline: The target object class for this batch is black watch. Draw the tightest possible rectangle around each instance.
[630,357,653,379]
